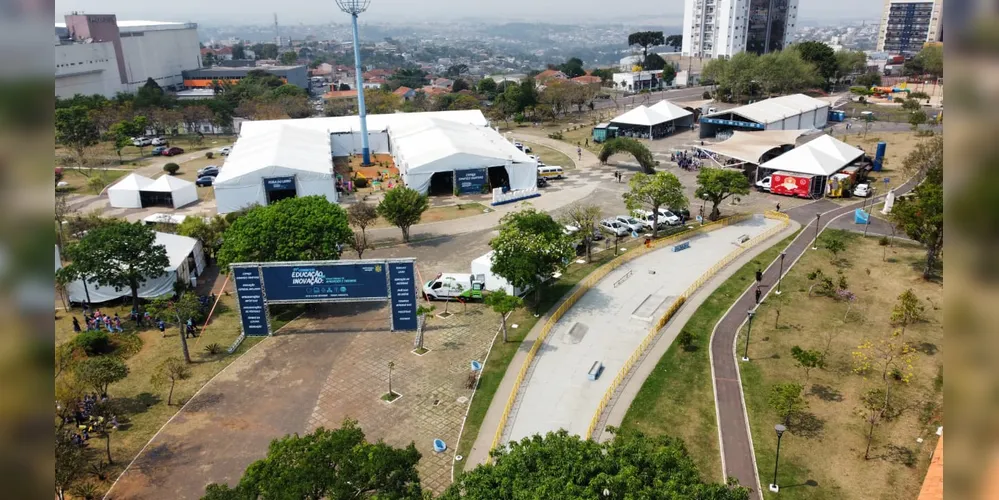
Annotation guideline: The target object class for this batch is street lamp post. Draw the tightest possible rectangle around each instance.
[811,213,821,250]
[769,424,787,493]
[741,309,755,362]
[776,252,786,295]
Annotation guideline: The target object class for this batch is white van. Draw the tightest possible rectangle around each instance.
[538,165,564,179]
[756,175,772,192]
[422,273,484,301]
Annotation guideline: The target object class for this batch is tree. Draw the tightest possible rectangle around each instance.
[61,221,169,313]
[279,51,298,65]
[824,234,846,262]
[202,51,215,67]
[628,31,665,60]
[56,106,100,171]
[910,45,943,78]
[376,186,429,243]
[218,196,353,268]
[363,88,402,114]
[557,57,585,78]
[346,202,379,246]
[203,420,423,499]
[56,432,88,500]
[451,78,470,93]
[148,292,204,363]
[163,163,180,175]
[857,387,894,460]
[414,304,435,352]
[901,97,922,111]
[74,356,129,398]
[853,329,915,410]
[794,41,837,82]
[443,429,748,499]
[768,382,807,426]
[890,289,924,337]
[559,202,602,262]
[177,215,229,262]
[890,168,943,280]
[485,289,522,343]
[665,34,683,52]
[899,136,943,182]
[599,137,657,174]
[908,109,928,130]
[152,357,191,405]
[790,346,825,383]
[855,72,882,88]
[348,231,369,259]
[623,171,687,238]
[107,121,133,164]
[643,53,668,73]
[231,44,246,60]
[695,168,750,220]
[388,67,428,90]
[490,208,575,314]
[135,78,172,109]
[445,63,469,78]
[477,77,497,97]
[835,50,868,83]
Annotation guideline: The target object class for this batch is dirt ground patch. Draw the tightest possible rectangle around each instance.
[738,230,943,499]
[369,203,490,229]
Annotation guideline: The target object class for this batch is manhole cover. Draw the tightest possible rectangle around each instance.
[456,396,469,404]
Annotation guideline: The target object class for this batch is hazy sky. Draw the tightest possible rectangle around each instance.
[54,0,881,25]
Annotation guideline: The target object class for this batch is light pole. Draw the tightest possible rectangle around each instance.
[776,252,786,295]
[769,424,787,493]
[741,309,755,362]
[336,0,373,166]
[863,186,876,237]
[811,213,821,250]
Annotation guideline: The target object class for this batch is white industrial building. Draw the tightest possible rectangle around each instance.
[217,110,536,213]
[55,14,201,98]
[699,93,829,138]
[681,0,799,58]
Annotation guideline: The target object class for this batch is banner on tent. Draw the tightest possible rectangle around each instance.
[264,176,296,191]
[454,168,488,195]
[231,258,418,336]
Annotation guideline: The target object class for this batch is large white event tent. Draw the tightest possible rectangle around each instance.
[56,232,206,303]
[107,173,153,208]
[608,100,694,138]
[388,117,536,194]
[757,134,865,178]
[213,125,337,214]
[699,129,808,165]
[107,173,198,209]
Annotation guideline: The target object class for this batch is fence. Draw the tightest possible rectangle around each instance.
[487,214,759,460]
[583,210,791,440]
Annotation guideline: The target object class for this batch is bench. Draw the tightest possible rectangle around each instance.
[588,361,604,381]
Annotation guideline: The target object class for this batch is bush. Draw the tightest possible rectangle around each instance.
[677,330,695,351]
[702,90,711,99]
[206,151,214,159]
[164,163,180,175]
[88,176,107,194]
[204,343,224,355]
[879,236,890,246]
[74,330,113,356]
[838,274,849,291]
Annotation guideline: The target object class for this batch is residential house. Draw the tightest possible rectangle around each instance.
[432,77,453,89]
[534,69,568,88]
[323,89,358,101]
[571,75,602,85]
[393,86,416,101]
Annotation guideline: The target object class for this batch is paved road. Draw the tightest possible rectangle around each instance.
[710,181,918,498]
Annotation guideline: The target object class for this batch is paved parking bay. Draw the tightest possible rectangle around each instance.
[504,217,781,442]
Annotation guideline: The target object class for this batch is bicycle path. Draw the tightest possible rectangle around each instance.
[710,181,918,498]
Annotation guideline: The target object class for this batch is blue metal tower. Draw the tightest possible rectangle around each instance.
[336,0,372,165]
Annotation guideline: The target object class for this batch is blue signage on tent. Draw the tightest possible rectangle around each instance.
[455,168,488,195]
[260,263,388,302]
[699,117,765,129]
[388,262,418,330]
[233,267,269,336]
[264,176,296,191]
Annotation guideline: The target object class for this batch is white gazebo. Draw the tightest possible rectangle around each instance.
[608,101,694,139]
[107,173,154,208]
[145,175,199,208]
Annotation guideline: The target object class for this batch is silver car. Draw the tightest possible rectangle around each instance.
[615,215,645,233]
[600,218,630,237]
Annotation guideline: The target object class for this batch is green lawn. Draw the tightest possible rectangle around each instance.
[620,231,800,481]
[57,169,129,195]
[520,141,576,170]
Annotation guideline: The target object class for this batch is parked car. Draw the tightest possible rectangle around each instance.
[523,144,532,153]
[669,207,691,220]
[600,218,630,237]
[150,137,168,146]
[195,176,215,187]
[132,137,152,147]
[853,183,872,197]
[614,215,645,233]
[162,147,185,156]
[656,208,682,226]
[564,224,580,236]
[197,165,220,177]
[632,210,669,231]
[536,176,549,188]
[219,146,232,156]
[151,146,168,156]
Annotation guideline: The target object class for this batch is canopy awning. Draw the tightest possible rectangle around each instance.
[758,134,865,176]
[699,130,809,165]
[609,101,693,127]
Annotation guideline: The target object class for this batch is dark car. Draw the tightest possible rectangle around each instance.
[537,176,549,188]
[162,147,185,157]
[670,207,691,220]
[195,176,214,187]
[152,146,168,156]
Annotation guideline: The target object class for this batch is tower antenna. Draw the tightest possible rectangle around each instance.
[335,0,373,165]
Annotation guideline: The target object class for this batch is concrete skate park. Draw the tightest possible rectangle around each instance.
[502,216,783,443]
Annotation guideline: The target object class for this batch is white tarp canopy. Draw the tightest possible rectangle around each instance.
[237,110,490,139]
[146,175,198,208]
[700,130,809,164]
[56,232,206,304]
[707,93,829,126]
[758,134,865,176]
[649,100,695,121]
[214,125,337,214]
[389,117,536,194]
[609,102,692,128]
[107,173,154,208]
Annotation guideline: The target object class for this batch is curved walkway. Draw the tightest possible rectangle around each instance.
[710,180,918,498]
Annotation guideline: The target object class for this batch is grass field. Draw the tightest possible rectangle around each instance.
[620,231,800,481]
[520,141,576,170]
[738,230,942,500]
[369,203,490,229]
[56,135,236,166]
[56,291,260,498]
[58,169,130,195]
[453,244,630,470]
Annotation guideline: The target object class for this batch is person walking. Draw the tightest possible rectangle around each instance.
[775,202,781,213]
[577,146,582,161]
[72,317,81,333]
[755,287,762,305]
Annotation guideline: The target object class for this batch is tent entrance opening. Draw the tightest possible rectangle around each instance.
[487,166,509,191]
[138,191,174,208]
[428,171,454,196]
[266,188,296,204]
[264,176,298,205]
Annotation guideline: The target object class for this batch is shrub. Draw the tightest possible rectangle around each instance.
[677,330,695,351]
[838,274,849,291]
[879,236,890,246]
[74,330,113,356]
[206,151,214,159]
[702,90,711,99]
[204,343,224,355]
[164,163,180,175]
[88,176,107,194]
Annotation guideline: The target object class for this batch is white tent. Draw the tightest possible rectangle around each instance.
[146,175,198,208]
[649,100,695,122]
[608,101,694,137]
[56,232,206,304]
[388,117,536,194]
[107,173,154,208]
[699,130,809,165]
[610,105,667,127]
[214,125,337,214]
[758,134,865,177]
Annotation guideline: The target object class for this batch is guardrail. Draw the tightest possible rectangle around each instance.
[487,214,755,460]
[584,210,790,441]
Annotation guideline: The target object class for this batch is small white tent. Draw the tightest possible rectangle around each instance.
[146,175,199,208]
[608,101,694,138]
[213,125,337,214]
[107,173,154,208]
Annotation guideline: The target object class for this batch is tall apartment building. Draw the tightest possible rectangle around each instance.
[876,0,943,56]
[682,0,799,58]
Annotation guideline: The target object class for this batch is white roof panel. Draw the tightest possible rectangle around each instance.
[759,134,864,176]
[215,125,333,184]
[238,110,489,139]
[108,173,154,191]
[390,117,531,170]
[146,175,195,192]
[609,102,692,127]
[708,94,829,125]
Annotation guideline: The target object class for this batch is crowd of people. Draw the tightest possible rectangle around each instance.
[71,294,216,338]
[671,150,704,171]
[72,309,124,333]
[58,393,119,447]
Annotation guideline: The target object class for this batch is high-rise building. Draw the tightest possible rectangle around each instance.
[876,0,943,56]
[681,0,799,58]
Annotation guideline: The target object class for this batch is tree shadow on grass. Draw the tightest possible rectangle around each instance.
[115,392,161,417]
[789,412,825,439]
[809,384,844,402]
[880,444,918,468]
[781,479,820,489]
[910,342,938,355]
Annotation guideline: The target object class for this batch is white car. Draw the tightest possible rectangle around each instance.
[150,137,168,146]
[631,210,669,231]
[132,137,152,147]
[853,183,872,197]
[600,218,630,237]
[564,224,580,236]
[656,208,682,226]
[756,175,772,192]
[219,146,232,156]
[615,215,645,233]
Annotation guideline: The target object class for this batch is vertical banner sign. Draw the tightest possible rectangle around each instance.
[388,262,418,330]
[454,168,488,195]
[233,267,269,336]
